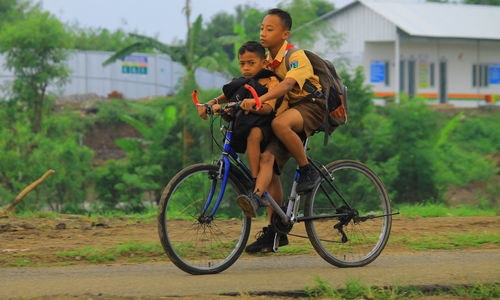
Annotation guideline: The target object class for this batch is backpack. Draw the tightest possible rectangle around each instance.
[222,70,283,153]
[285,47,348,145]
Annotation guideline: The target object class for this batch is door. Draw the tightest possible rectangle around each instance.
[439,61,447,103]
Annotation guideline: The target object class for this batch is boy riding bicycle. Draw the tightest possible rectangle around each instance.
[236,8,326,253]
[198,41,287,225]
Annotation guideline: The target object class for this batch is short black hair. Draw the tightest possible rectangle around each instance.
[267,8,292,31]
[238,41,266,59]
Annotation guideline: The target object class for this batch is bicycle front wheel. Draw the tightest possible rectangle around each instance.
[304,160,392,268]
[158,163,251,274]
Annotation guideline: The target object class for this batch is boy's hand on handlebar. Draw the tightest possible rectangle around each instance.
[212,104,222,115]
[240,98,257,114]
[197,105,208,120]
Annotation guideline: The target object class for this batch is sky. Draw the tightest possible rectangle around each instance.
[38,0,352,44]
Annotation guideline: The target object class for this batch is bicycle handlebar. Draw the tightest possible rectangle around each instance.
[192,85,262,115]
[243,84,262,110]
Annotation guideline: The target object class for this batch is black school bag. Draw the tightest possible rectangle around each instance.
[222,70,282,153]
[285,47,348,145]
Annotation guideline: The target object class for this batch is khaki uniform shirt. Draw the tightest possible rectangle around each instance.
[266,41,321,105]
[257,76,287,116]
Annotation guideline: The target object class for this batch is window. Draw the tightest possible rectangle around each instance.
[473,64,489,87]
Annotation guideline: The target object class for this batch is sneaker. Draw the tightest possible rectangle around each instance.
[237,194,258,218]
[296,164,322,194]
[245,225,289,253]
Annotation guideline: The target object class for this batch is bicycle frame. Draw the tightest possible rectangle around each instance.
[193,89,354,225]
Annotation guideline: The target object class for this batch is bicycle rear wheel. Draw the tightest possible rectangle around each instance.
[158,163,251,274]
[304,160,392,267]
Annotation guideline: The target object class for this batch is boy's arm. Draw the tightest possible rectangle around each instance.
[240,100,273,115]
[254,77,296,103]
[198,93,228,120]
[241,77,291,114]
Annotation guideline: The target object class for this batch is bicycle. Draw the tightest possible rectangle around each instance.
[158,86,398,275]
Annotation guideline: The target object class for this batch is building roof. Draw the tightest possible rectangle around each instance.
[324,0,500,40]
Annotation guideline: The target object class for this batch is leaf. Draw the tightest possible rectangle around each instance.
[163,106,177,130]
[115,138,139,152]
[102,33,182,66]
[434,112,464,150]
[119,115,150,137]
[196,56,220,72]
[102,42,148,66]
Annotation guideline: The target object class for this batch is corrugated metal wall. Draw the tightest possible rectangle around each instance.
[0,50,230,99]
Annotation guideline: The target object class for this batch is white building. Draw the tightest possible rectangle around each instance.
[312,0,500,107]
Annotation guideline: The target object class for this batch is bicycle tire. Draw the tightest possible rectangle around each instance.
[304,160,392,268]
[158,163,251,274]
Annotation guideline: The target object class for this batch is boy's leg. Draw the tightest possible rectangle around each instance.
[271,109,308,167]
[254,151,275,196]
[244,151,288,253]
[266,173,282,222]
[271,108,320,194]
[246,127,263,178]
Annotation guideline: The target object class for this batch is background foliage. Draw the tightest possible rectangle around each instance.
[0,0,498,214]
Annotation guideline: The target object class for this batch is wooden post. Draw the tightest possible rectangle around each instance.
[0,170,55,218]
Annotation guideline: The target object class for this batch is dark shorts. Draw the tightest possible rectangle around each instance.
[265,137,291,175]
[265,98,326,175]
[288,98,326,138]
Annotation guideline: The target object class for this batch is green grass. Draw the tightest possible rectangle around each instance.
[56,241,165,264]
[397,203,498,218]
[406,232,500,250]
[12,203,499,222]
[16,211,61,219]
[305,277,500,299]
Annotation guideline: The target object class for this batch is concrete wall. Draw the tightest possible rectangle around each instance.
[0,50,230,99]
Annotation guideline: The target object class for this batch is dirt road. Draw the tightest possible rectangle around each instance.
[1,250,499,298]
[0,215,499,298]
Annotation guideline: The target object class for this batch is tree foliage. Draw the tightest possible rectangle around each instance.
[0,7,73,133]
[71,26,139,52]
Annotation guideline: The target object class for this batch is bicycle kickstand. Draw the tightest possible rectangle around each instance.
[272,233,279,253]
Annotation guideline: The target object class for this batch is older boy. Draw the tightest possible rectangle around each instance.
[237,8,325,253]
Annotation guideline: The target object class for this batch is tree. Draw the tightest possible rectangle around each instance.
[283,0,340,49]
[0,8,73,133]
[103,0,231,165]
[0,0,32,26]
[71,26,139,52]
[463,0,500,4]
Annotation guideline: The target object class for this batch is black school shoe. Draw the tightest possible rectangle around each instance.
[237,192,271,218]
[237,194,259,218]
[245,225,289,253]
[296,164,322,194]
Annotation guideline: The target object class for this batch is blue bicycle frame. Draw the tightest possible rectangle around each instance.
[200,118,253,218]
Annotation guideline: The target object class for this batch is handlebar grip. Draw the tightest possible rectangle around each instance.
[244,84,261,110]
[192,90,200,106]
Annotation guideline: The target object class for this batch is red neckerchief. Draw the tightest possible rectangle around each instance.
[268,43,295,71]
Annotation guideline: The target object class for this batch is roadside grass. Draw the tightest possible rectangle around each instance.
[305,277,500,299]
[55,241,166,264]
[12,203,498,221]
[15,205,158,224]
[403,232,500,250]
[397,203,498,218]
